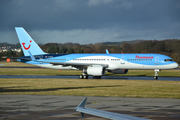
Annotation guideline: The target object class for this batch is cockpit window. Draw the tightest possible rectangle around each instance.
[164,59,173,62]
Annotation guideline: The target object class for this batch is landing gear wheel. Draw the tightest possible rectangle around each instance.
[154,76,158,80]
[79,75,83,79]
[79,75,88,79]
[83,75,88,79]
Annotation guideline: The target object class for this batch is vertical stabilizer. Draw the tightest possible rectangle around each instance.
[15,27,46,56]
[106,49,109,54]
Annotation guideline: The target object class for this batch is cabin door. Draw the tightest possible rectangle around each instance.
[121,56,125,64]
[155,57,159,64]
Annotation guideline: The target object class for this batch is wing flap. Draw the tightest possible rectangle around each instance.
[43,61,108,68]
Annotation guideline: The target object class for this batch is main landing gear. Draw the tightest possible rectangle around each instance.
[79,75,88,79]
[79,75,102,79]
[154,69,160,80]
[79,69,89,79]
[79,69,102,79]
[79,75,101,79]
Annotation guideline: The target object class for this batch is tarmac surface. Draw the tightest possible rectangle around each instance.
[0,66,179,81]
[0,95,180,120]
[0,75,180,81]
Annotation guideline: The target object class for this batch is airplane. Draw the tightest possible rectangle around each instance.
[75,97,149,120]
[15,27,178,80]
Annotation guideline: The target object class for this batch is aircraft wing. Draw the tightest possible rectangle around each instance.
[43,61,108,68]
[75,98,149,120]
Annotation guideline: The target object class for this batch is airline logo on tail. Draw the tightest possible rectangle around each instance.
[22,40,32,50]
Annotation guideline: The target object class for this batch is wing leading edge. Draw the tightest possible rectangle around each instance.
[43,61,109,69]
[75,98,149,120]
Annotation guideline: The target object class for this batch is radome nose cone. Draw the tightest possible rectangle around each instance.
[175,63,179,68]
[172,62,179,69]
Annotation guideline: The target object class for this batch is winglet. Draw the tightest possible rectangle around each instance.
[75,97,87,117]
[106,49,109,54]
[77,97,87,108]
[75,97,149,120]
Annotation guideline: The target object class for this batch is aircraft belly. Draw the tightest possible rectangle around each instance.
[108,63,121,70]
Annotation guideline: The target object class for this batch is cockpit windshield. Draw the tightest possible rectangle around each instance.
[164,59,173,62]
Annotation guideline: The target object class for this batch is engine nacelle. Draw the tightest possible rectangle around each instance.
[86,66,106,76]
[108,69,128,74]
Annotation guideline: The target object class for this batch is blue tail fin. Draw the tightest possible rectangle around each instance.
[15,27,46,56]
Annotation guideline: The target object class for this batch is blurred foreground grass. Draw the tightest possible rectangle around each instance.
[0,78,179,99]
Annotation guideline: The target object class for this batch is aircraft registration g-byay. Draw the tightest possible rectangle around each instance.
[15,27,178,80]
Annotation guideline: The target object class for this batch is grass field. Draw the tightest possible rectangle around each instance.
[0,62,180,98]
[0,78,180,99]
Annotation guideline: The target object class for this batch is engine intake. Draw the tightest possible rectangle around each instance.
[85,66,106,76]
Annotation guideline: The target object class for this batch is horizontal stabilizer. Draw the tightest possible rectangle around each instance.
[75,98,149,120]
[28,51,36,61]
[10,57,31,61]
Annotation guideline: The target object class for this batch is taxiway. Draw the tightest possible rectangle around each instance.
[0,95,180,120]
[0,75,180,81]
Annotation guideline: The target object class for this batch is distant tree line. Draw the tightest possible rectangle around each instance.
[0,42,21,48]
[0,42,22,61]
[0,39,180,63]
[0,50,23,61]
[41,39,180,63]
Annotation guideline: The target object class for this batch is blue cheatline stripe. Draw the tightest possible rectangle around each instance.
[22,53,175,66]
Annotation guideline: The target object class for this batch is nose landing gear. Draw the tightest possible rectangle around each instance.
[154,69,161,80]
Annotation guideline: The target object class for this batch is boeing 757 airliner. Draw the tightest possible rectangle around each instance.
[15,27,178,80]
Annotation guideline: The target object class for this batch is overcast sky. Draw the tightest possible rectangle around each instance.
[0,0,180,44]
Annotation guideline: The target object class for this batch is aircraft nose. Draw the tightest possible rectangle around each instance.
[173,62,179,68]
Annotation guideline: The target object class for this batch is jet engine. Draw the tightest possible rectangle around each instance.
[108,69,128,74]
[85,66,106,76]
